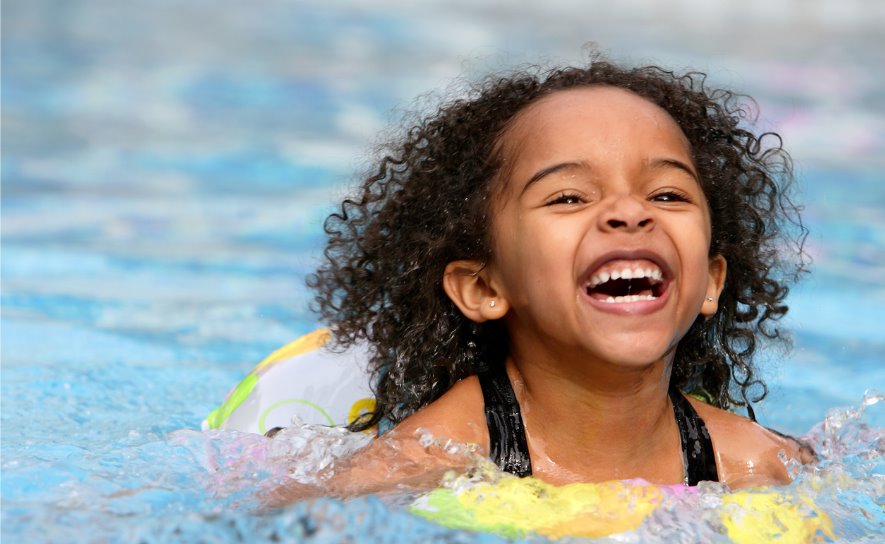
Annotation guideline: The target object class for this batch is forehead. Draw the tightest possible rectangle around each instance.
[496,86,692,172]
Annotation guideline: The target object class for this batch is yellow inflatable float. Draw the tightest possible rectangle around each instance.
[410,476,835,542]
[206,330,835,542]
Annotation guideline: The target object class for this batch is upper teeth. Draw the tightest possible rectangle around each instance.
[589,267,663,288]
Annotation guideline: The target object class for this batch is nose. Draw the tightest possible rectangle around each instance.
[598,195,654,232]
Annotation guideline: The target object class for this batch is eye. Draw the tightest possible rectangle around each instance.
[650,190,691,203]
[546,192,584,206]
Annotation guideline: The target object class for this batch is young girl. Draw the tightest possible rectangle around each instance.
[294,56,810,496]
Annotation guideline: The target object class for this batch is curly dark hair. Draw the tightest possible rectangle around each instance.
[307,56,807,431]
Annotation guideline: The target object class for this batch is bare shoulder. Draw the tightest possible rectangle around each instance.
[276,376,488,501]
[391,375,489,453]
[688,397,813,489]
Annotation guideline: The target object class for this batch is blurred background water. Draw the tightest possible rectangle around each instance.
[2,0,884,542]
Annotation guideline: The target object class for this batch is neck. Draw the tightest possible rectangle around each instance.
[506,346,682,483]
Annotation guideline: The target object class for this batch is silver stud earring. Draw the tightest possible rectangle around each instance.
[489,300,496,308]
[706,297,714,302]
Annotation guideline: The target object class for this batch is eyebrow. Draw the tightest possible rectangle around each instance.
[520,161,583,195]
[649,158,699,183]
[521,157,699,195]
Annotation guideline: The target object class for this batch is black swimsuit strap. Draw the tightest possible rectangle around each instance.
[477,365,719,484]
[669,386,718,486]
[477,366,532,477]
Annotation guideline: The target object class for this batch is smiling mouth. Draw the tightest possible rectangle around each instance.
[584,260,666,303]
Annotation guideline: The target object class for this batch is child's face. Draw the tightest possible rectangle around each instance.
[484,86,726,368]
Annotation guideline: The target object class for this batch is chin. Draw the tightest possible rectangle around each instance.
[593,341,675,370]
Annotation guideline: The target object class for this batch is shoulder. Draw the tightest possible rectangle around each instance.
[387,375,489,453]
[688,397,811,489]
[288,377,487,499]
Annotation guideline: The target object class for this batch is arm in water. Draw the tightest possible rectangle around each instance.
[263,428,484,506]
[263,379,488,507]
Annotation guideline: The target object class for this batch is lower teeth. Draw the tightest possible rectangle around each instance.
[603,295,656,303]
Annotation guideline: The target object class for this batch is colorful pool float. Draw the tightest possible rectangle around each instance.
[202,329,375,434]
[410,476,835,542]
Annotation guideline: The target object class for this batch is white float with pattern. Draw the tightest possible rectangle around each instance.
[202,329,375,434]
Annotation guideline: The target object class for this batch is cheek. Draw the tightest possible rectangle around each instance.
[491,221,553,299]
[680,205,713,249]
[684,217,715,290]
[510,222,578,301]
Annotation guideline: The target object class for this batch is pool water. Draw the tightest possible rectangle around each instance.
[2,1,884,542]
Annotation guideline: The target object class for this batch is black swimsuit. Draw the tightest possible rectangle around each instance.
[478,365,719,486]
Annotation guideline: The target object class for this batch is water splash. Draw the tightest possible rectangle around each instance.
[3,397,881,542]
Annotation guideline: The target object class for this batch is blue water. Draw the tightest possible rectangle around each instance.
[2,1,884,542]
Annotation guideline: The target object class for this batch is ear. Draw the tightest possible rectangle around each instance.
[700,255,727,318]
[443,260,510,323]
